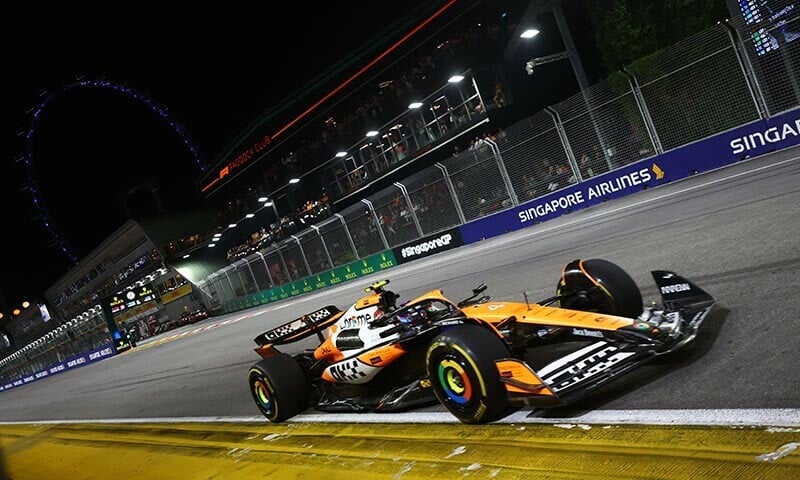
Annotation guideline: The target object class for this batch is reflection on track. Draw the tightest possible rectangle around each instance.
[130,314,255,352]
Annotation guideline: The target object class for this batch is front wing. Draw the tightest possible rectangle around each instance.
[496,283,715,407]
[495,341,653,407]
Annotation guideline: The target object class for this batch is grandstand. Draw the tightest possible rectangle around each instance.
[184,0,533,264]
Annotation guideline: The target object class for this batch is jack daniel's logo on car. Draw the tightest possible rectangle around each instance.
[392,228,463,264]
[572,328,603,338]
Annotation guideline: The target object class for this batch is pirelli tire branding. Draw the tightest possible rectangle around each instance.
[392,228,464,264]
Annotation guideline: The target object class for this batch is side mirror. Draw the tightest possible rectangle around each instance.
[458,283,489,308]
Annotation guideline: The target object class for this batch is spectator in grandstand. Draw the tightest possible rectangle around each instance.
[452,106,470,128]
[381,211,397,236]
[493,81,508,108]
[579,152,595,179]
[413,117,434,147]
[588,145,611,175]
[391,133,409,162]
[220,15,519,252]
[267,263,283,284]
[521,174,538,200]
[469,135,490,152]
[286,259,301,280]
[224,193,335,262]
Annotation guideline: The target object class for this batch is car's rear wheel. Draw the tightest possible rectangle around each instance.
[248,353,310,422]
[557,258,643,318]
[426,325,511,424]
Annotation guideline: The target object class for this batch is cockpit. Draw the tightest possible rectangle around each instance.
[371,299,457,329]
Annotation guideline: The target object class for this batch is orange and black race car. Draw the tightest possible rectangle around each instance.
[248,259,715,423]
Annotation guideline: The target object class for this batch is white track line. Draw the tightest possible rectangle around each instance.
[3,409,800,427]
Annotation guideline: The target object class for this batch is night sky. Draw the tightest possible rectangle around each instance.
[0,1,599,310]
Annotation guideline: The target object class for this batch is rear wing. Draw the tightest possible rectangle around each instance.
[651,271,714,311]
[253,306,342,346]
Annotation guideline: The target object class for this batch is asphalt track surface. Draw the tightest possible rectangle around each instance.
[1,147,800,423]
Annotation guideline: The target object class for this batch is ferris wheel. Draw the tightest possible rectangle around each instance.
[17,78,207,264]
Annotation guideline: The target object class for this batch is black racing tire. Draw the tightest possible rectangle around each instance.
[426,325,511,424]
[558,258,643,318]
[248,354,310,422]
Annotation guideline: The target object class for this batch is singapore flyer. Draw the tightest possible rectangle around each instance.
[18,78,207,263]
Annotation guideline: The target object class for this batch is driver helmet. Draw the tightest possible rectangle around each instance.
[397,306,427,324]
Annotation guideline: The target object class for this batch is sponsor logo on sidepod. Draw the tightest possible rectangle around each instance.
[341,312,372,328]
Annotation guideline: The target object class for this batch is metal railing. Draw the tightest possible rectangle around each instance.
[729,3,800,117]
[323,72,487,202]
[0,312,110,383]
[198,23,799,310]
[626,24,762,150]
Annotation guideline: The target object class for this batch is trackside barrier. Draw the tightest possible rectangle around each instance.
[0,342,116,395]
[222,250,398,313]
[208,105,800,315]
[200,24,800,315]
[220,228,464,313]
[391,227,464,265]
[459,107,800,243]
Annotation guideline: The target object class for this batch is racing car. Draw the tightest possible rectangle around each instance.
[247,259,715,423]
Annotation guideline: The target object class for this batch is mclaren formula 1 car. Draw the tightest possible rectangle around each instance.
[247,259,715,423]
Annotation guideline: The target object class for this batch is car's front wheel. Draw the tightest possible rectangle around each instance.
[248,353,310,422]
[426,325,511,424]
[557,258,643,318]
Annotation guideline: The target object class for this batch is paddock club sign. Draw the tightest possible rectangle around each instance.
[391,228,464,264]
[201,134,273,193]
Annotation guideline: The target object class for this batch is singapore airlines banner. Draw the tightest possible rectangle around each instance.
[0,343,116,394]
[459,107,800,243]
